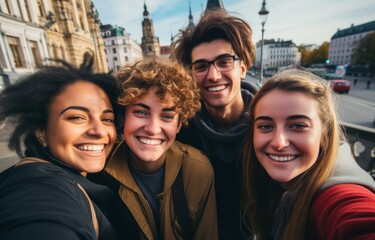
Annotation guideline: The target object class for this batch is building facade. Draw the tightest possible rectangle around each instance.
[0,0,108,83]
[141,2,160,57]
[328,20,375,66]
[256,39,300,68]
[45,0,107,72]
[100,24,142,71]
[0,0,50,82]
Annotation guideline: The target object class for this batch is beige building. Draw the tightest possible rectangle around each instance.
[0,0,108,82]
[0,0,50,81]
[44,0,107,72]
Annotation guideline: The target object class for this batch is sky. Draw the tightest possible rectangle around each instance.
[92,0,375,47]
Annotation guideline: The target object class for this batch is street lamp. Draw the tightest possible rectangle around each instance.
[258,0,269,84]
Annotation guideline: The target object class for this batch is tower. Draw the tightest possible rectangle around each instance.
[188,1,195,29]
[141,2,160,57]
[205,0,225,12]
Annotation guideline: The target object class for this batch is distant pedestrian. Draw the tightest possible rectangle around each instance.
[354,78,357,86]
[367,80,371,89]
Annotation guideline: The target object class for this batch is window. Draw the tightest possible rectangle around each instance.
[29,40,42,67]
[37,0,46,17]
[24,0,32,21]
[125,56,129,62]
[7,36,25,68]
[5,0,13,15]
[123,47,127,53]
[112,40,115,45]
[112,48,116,54]
[0,45,7,68]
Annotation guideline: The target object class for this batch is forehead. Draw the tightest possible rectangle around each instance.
[136,88,175,107]
[255,89,320,118]
[191,39,234,62]
[51,81,111,109]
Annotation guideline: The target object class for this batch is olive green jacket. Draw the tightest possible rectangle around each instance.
[105,140,218,240]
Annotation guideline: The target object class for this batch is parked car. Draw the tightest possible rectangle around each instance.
[324,74,351,94]
[329,78,351,94]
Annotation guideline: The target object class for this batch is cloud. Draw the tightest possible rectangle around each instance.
[93,0,375,46]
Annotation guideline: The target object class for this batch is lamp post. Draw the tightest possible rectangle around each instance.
[258,0,269,84]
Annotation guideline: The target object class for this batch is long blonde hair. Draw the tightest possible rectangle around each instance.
[242,69,345,239]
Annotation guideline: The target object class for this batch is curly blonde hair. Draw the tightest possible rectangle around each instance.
[116,57,201,126]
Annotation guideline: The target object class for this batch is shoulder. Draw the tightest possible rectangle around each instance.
[312,184,375,240]
[173,141,214,178]
[0,161,95,239]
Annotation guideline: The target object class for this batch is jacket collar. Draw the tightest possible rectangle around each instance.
[105,141,185,193]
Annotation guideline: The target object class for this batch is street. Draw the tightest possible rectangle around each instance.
[245,74,375,130]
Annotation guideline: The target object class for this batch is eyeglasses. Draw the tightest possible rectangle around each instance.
[191,55,241,77]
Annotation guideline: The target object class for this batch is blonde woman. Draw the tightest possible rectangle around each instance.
[242,69,375,239]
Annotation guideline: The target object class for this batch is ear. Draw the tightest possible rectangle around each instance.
[239,61,247,79]
[176,122,182,134]
[34,128,47,147]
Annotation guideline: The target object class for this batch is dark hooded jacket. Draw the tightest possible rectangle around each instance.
[176,80,256,240]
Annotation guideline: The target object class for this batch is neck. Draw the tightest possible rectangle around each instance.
[130,152,166,173]
[204,99,244,132]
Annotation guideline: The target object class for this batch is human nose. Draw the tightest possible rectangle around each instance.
[144,117,161,135]
[205,62,221,81]
[87,119,107,137]
[270,129,289,150]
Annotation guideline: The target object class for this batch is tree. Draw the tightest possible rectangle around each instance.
[304,42,329,66]
[352,32,375,71]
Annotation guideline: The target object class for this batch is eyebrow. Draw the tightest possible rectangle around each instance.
[135,103,176,112]
[192,53,234,64]
[60,106,113,115]
[255,115,311,121]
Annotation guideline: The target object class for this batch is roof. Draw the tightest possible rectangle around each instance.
[205,0,225,12]
[331,20,375,39]
[100,24,125,38]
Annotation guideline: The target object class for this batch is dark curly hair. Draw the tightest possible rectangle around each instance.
[116,57,201,126]
[0,54,121,158]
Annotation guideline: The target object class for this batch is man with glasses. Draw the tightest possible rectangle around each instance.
[172,10,256,239]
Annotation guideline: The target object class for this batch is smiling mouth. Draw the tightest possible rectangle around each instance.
[268,154,297,162]
[138,137,162,146]
[77,144,105,151]
[206,85,227,92]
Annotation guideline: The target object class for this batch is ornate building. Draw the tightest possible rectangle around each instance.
[45,0,107,72]
[0,0,50,81]
[141,2,160,57]
[0,0,107,82]
[100,24,142,71]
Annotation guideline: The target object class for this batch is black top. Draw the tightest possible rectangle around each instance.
[0,160,116,240]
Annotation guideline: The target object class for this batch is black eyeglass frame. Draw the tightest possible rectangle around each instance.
[190,54,241,77]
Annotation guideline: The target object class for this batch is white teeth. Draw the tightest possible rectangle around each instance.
[77,145,104,151]
[269,155,296,162]
[208,85,226,92]
[138,137,162,146]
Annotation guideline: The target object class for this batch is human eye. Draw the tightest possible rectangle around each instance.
[192,62,208,73]
[289,122,308,130]
[216,57,233,68]
[256,123,273,131]
[66,115,86,121]
[133,109,148,117]
[162,113,177,121]
[101,114,115,125]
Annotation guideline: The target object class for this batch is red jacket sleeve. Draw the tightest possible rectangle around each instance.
[312,184,375,240]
